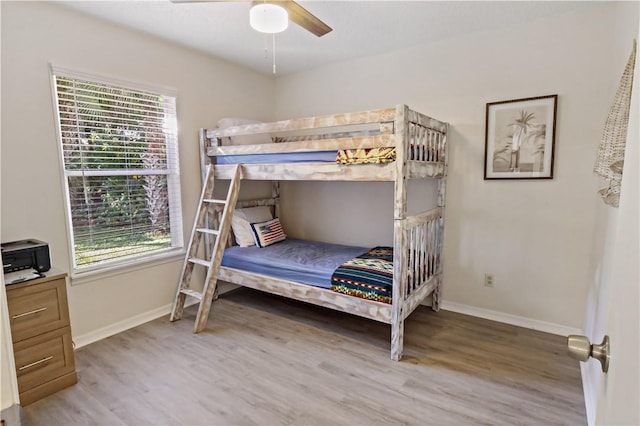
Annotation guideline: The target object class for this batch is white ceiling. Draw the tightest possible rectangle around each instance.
[58,1,601,76]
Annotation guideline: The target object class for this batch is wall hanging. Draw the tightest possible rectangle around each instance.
[594,40,637,207]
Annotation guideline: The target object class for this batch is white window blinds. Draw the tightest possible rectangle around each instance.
[52,68,183,272]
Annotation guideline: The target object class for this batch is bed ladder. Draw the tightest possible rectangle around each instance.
[170,164,241,332]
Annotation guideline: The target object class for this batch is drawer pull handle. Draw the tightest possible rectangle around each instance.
[12,307,47,319]
[18,356,53,371]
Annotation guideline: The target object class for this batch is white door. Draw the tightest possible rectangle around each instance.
[592,45,639,425]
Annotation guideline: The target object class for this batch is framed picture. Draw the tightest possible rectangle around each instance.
[484,94,558,179]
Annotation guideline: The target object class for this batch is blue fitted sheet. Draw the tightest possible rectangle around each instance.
[221,239,369,289]
[216,151,337,164]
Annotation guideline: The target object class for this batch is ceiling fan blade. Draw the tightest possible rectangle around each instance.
[172,0,332,37]
[253,0,332,37]
[279,1,332,37]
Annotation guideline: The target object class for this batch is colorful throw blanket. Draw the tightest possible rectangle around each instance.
[330,247,393,304]
[336,145,436,164]
[336,148,396,165]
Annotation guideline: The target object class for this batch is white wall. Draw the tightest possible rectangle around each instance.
[0,1,274,343]
[275,3,623,330]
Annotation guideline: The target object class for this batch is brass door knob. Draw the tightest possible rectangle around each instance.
[567,335,610,373]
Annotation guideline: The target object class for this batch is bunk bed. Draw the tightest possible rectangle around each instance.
[198,104,448,361]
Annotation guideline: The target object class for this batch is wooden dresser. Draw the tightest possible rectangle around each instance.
[5,270,77,405]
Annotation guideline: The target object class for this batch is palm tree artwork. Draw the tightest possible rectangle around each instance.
[493,109,546,173]
[509,110,534,171]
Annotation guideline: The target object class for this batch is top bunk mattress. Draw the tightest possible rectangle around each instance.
[216,151,337,165]
[221,238,369,289]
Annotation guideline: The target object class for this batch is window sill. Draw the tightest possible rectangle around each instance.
[70,249,186,286]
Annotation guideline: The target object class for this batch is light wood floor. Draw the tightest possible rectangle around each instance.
[22,288,586,426]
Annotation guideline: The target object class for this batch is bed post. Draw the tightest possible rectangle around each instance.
[199,128,211,185]
[433,125,449,312]
[272,181,280,218]
[200,128,223,260]
[391,104,409,361]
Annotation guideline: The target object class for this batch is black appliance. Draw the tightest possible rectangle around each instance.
[1,239,51,273]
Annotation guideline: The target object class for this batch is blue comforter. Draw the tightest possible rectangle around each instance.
[221,239,368,289]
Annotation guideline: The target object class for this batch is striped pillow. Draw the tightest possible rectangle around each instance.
[250,218,286,248]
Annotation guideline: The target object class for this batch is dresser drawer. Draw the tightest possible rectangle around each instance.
[6,276,70,342]
[13,326,76,394]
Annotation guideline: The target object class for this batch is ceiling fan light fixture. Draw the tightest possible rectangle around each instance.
[249,3,289,34]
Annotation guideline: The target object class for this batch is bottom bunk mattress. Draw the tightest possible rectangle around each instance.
[221,239,368,289]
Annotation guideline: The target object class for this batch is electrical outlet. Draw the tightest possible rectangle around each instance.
[484,273,494,287]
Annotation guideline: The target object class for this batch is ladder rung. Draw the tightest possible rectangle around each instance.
[203,198,226,204]
[180,289,203,300]
[188,258,210,267]
[196,228,219,236]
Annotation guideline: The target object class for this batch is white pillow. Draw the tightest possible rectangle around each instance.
[231,206,273,247]
[217,118,272,145]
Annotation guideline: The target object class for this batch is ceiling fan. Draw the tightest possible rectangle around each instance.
[170,0,332,37]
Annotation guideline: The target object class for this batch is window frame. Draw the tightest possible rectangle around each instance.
[50,65,184,279]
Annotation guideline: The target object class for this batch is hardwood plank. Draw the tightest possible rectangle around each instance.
[21,289,586,426]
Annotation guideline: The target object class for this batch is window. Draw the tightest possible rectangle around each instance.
[51,67,183,274]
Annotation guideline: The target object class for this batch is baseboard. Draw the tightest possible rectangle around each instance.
[440,301,582,336]
[73,283,237,349]
[73,303,177,349]
[73,291,579,348]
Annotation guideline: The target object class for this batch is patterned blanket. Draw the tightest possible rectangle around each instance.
[330,247,393,304]
[336,148,396,165]
[336,145,433,165]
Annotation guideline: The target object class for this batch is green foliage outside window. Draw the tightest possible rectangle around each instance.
[56,76,174,267]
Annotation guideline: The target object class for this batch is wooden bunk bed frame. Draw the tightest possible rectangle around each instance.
[199,104,448,361]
